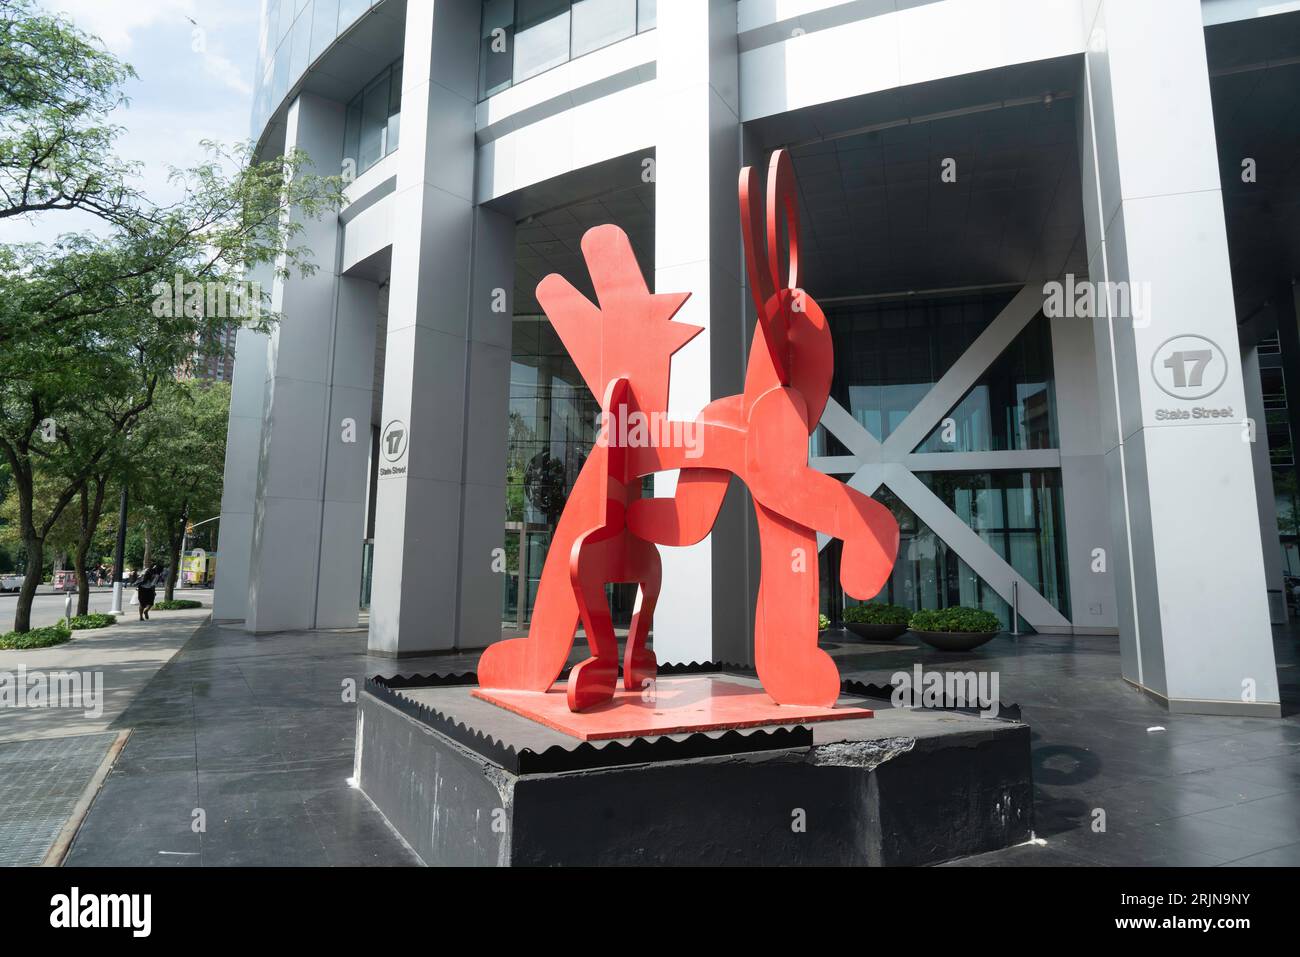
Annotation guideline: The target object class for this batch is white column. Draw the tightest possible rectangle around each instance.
[368,0,511,655]
[1050,315,1117,634]
[213,267,272,621]
[652,0,750,665]
[1079,0,1279,714]
[247,93,375,633]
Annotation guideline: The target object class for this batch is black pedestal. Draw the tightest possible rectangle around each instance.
[355,671,1033,866]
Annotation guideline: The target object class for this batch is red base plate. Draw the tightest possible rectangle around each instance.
[471,675,873,741]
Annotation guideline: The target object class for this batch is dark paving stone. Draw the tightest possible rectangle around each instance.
[64,618,1299,867]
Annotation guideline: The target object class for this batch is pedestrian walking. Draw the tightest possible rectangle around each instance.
[136,561,162,620]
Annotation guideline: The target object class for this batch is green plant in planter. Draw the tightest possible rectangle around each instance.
[0,623,72,649]
[842,603,911,625]
[153,599,202,610]
[818,613,830,631]
[68,613,115,630]
[909,606,1000,634]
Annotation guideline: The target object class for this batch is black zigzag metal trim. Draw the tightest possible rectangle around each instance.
[363,674,811,774]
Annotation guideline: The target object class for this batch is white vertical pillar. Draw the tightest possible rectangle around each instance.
[368,0,511,655]
[652,0,750,665]
[1050,316,1117,634]
[247,93,375,633]
[213,269,272,621]
[1079,0,1279,714]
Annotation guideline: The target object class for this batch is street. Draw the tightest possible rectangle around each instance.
[1,588,213,631]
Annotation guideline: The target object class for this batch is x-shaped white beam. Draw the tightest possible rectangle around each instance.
[812,285,1070,630]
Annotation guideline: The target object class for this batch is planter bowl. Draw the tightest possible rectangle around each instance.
[844,622,908,641]
[913,629,998,652]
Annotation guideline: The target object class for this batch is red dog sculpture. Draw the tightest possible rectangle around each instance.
[477,150,900,711]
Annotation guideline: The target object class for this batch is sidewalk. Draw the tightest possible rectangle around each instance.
[0,595,213,865]
[0,599,212,743]
[63,620,439,866]
[42,615,1300,866]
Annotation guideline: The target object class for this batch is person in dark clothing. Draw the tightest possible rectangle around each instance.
[136,562,162,620]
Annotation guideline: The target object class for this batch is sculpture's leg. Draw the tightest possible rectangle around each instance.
[622,536,661,692]
[568,535,621,711]
[476,464,603,692]
[752,503,841,707]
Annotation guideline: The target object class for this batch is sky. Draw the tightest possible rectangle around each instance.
[0,0,263,246]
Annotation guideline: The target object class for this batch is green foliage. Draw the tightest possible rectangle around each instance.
[67,612,114,629]
[908,606,1001,634]
[818,613,830,631]
[0,1,344,632]
[0,0,139,224]
[843,602,911,625]
[0,622,71,649]
[152,599,201,610]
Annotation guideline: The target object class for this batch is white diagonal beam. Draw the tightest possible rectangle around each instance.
[882,285,1043,457]
[882,464,1070,630]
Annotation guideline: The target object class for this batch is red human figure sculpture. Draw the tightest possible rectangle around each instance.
[476,225,700,710]
[477,150,900,713]
[625,150,900,707]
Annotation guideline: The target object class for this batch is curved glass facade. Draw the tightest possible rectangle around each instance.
[480,0,657,99]
[253,0,383,137]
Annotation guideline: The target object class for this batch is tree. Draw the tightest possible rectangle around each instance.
[130,380,229,603]
[0,4,343,631]
[0,0,138,223]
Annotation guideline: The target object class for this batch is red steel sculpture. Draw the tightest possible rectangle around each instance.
[478,150,900,712]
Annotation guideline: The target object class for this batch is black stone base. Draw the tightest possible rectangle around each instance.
[355,672,1034,866]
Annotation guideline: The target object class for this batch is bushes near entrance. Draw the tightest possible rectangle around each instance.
[0,623,72,649]
[909,606,1000,634]
[842,603,911,626]
[152,599,202,610]
[67,613,116,630]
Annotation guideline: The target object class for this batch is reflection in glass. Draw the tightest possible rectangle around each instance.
[480,0,657,99]
[915,314,1057,453]
[822,291,1016,450]
[343,60,401,177]
[515,0,571,82]
[818,472,1069,631]
[572,0,636,58]
[507,315,639,625]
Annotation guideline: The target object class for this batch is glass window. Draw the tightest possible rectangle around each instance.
[277,0,296,45]
[310,0,342,61]
[480,0,516,98]
[571,0,636,58]
[358,72,389,171]
[338,0,372,29]
[637,0,656,32]
[821,291,1016,450]
[386,61,402,155]
[271,45,291,105]
[914,313,1058,453]
[344,60,402,177]
[288,4,313,80]
[820,474,1069,631]
[515,0,570,82]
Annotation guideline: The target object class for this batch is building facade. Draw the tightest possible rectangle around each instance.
[217,0,1297,716]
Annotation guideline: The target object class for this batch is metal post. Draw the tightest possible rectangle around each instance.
[64,589,72,623]
[1011,580,1020,636]
[108,486,127,616]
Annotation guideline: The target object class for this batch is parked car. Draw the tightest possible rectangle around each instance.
[0,574,23,593]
